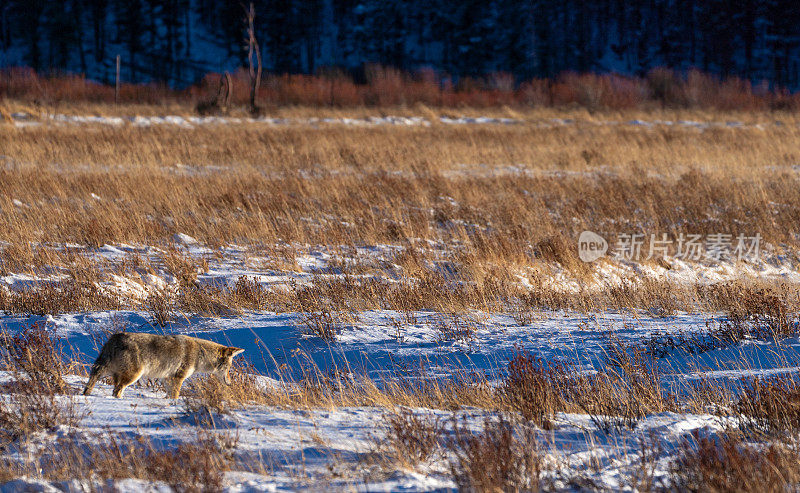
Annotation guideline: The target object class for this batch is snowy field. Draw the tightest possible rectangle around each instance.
[1,236,799,491]
[1,375,735,492]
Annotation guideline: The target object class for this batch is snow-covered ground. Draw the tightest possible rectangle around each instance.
[5,308,799,391]
[3,237,800,385]
[0,372,735,492]
[2,239,800,490]
[9,303,800,493]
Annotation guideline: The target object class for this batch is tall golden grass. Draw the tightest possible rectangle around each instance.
[1,113,800,315]
[2,118,799,248]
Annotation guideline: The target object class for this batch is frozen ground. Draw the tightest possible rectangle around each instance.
[1,239,799,490]
[4,308,800,392]
[2,237,799,382]
[0,372,735,492]
[0,306,764,491]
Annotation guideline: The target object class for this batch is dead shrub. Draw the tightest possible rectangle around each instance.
[671,432,800,493]
[0,280,120,316]
[509,300,537,326]
[0,326,73,394]
[605,277,686,316]
[700,282,797,338]
[0,389,81,442]
[434,312,480,343]
[534,234,590,278]
[626,433,663,492]
[163,249,204,288]
[647,67,685,107]
[734,376,800,436]
[296,303,358,342]
[502,347,675,433]
[2,66,797,110]
[179,283,241,318]
[448,416,544,493]
[230,276,270,310]
[585,340,677,431]
[298,309,338,341]
[502,353,568,428]
[42,431,235,492]
[639,320,747,359]
[142,435,234,492]
[0,458,23,482]
[183,363,266,421]
[0,327,81,441]
[147,289,174,328]
[374,409,444,470]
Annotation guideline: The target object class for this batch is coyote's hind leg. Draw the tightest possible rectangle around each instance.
[112,368,145,398]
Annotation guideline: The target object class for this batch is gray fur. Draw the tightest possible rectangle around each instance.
[83,333,244,398]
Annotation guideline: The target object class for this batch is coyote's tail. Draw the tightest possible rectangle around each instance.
[83,341,115,396]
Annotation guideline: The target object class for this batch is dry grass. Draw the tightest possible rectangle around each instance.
[371,409,445,471]
[2,111,800,316]
[0,326,247,489]
[448,416,545,493]
[229,276,270,310]
[182,363,270,418]
[700,282,799,338]
[0,279,121,316]
[0,327,82,442]
[502,349,677,432]
[0,389,81,443]
[297,308,345,342]
[0,326,75,394]
[734,376,800,436]
[38,431,236,492]
[170,340,682,429]
[3,85,800,489]
[2,117,800,249]
[1,325,800,490]
[4,255,798,324]
[671,433,800,493]
[0,326,237,488]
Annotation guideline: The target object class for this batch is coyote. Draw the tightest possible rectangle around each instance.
[83,333,244,398]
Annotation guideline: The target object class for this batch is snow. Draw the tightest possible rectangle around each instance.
[172,232,201,246]
[2,240,800,489]
[0,371,732,491]
[4,239,800,378]
[2,307,793,391]
[8,113,798,131]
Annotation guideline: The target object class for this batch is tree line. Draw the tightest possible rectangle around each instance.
[1,0,799,88]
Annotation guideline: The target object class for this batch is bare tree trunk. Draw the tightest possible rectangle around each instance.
[246,2,262,116]
[115,55,120,106]
[195,71,232,115]
[223,71,233,111]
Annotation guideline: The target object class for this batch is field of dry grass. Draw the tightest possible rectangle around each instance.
[5,105,800,244]
[2,101,800,490]
[2,105,800,313]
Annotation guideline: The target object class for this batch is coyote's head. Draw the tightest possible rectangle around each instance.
[215,346,245,385]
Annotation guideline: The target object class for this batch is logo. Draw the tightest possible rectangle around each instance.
[578,231,608,262]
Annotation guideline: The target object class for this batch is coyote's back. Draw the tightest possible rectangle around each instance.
[83,332,243,398]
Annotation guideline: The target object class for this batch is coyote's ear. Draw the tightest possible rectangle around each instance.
[228,347,244,357]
